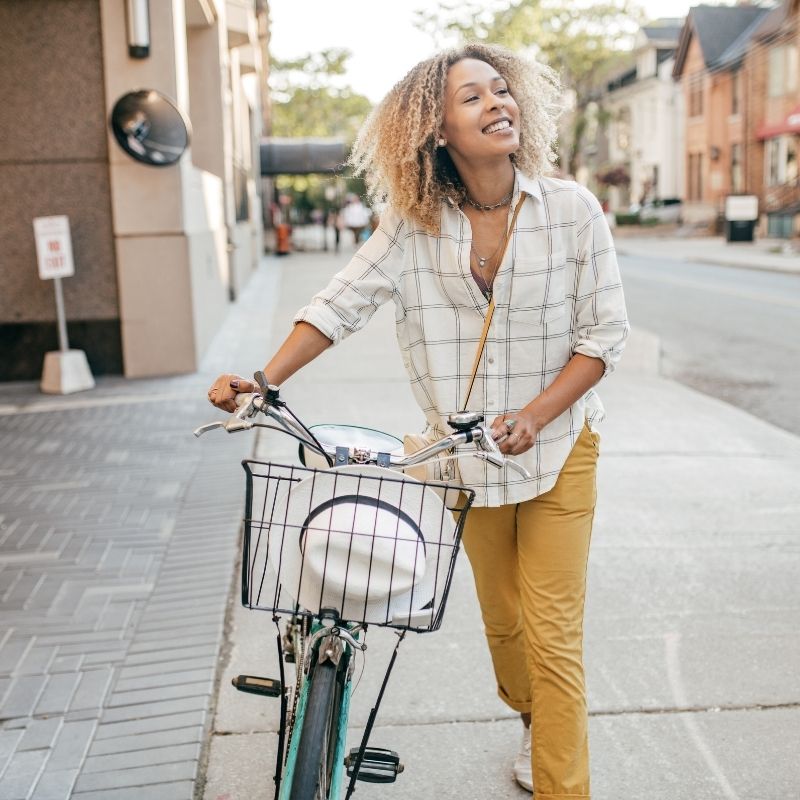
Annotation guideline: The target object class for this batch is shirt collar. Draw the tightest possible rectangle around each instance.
[514,168,543,203]
[442,167,543,210]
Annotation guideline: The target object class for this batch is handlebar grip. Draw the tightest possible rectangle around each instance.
[234,393,253,408]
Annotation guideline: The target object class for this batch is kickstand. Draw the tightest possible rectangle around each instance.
[344,630,406,799]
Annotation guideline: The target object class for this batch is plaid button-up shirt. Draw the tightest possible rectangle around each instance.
[295,171,629,506]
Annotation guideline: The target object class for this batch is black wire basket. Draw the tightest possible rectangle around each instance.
[241,461,475,633]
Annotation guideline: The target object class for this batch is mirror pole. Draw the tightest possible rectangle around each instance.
[126,0,150,59]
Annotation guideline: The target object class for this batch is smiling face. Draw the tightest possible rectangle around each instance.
[440,58,521,167]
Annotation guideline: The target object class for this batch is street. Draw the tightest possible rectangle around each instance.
[618,254,800,435]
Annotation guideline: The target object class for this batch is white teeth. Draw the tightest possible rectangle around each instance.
[483,120,511,134]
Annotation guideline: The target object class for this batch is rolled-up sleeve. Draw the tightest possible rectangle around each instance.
[571,185,629,376]
[293,208,405,345]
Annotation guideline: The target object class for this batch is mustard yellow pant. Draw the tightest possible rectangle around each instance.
[461,424,599,799]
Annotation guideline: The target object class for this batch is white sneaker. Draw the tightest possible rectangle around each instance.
[513,725,533,792]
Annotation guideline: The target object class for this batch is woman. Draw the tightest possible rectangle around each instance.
[209,42,628,798]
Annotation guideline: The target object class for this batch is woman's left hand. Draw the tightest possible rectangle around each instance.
[490,409,543,456]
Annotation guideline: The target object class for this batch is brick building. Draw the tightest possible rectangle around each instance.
[673,4,771,225]
[744,0,800,237]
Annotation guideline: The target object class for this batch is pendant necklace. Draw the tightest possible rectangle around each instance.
[471,223,506,270]
[471,244,498,271]
[465,186,513,298]
[470,235,505,299]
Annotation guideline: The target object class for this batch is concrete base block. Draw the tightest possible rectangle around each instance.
[40,350,95,395]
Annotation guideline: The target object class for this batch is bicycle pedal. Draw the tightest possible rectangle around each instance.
[231,675,282,697]
[344,747,404,783]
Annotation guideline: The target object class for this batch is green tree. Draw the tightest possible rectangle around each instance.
[269,48,372,211]
[270,48,372,141]
[416,0,643,175]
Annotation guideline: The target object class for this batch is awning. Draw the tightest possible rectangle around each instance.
[260,138,349,175]
[757,106,800,140]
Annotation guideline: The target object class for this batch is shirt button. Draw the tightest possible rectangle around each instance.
[488,356,494,364]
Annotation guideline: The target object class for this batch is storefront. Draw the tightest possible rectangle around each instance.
[758,105,800,238]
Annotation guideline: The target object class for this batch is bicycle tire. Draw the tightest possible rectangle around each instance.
[289,659,338,800]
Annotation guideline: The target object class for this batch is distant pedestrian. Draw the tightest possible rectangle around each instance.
[209,42,629,797]
[339,194,371,245]
[325,208,341,253]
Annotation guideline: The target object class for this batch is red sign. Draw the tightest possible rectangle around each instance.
[33,216,75,280]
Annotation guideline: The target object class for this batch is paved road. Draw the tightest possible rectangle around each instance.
[618,254,800,435]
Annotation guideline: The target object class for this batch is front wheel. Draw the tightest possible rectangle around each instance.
[289,660,338,800]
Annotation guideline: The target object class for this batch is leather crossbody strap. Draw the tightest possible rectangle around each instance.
[461,192,528,412]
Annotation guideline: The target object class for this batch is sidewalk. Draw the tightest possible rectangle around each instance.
[201,249,800,799]
[614,231,800,274]
[0,265,281,799]
[1,246,798,799]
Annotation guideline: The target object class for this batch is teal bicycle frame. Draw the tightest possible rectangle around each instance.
[279,622,355,799]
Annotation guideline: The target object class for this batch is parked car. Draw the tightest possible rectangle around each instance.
[639,197,683,224]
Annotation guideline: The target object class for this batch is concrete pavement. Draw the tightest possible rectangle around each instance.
[1,240,798,799]
[0,263,281,799]
[200,246,800,799]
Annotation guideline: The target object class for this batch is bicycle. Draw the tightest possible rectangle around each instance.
[194,372,530,800]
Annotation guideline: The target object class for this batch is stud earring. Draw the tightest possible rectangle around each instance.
[437,138,446,147]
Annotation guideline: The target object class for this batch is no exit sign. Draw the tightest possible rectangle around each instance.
[33,215,75,280]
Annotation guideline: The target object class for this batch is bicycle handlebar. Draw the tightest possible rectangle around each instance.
[194,384,532,480]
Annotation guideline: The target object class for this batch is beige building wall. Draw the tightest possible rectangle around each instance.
[0,0,265,381]
[604,58,684,211]
[101,0,263,377]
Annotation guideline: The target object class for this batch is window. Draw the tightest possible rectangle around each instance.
[616,107,631,153]
[689,73,704,117]
[687,154,694,200]
[769,48,784,97]
[731,71,741,116]
[688,153,704,200]
[765,136,799,186]
[731,144,743,193]
[766,138,781,185]
[769,45,800,97]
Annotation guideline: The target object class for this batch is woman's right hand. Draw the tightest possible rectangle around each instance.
[206,323,331,412]
[207,373,257,413]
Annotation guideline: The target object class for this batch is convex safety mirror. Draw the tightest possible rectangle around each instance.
[110,89,190,166]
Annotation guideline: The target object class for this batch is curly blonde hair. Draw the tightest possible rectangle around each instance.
[349,42,561,233]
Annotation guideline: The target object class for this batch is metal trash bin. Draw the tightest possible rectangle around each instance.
[725,219,756,242]
[724,196,758,243]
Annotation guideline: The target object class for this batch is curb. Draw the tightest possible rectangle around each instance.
[615,327,661,376]
[616,246,800,276]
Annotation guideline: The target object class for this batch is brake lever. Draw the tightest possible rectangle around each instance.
[474,451,505,468]
[193,421,225,437]
[504,459,532,479]
[193,393,260,438]
[474,424,532,479]
[193,417,253,437]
